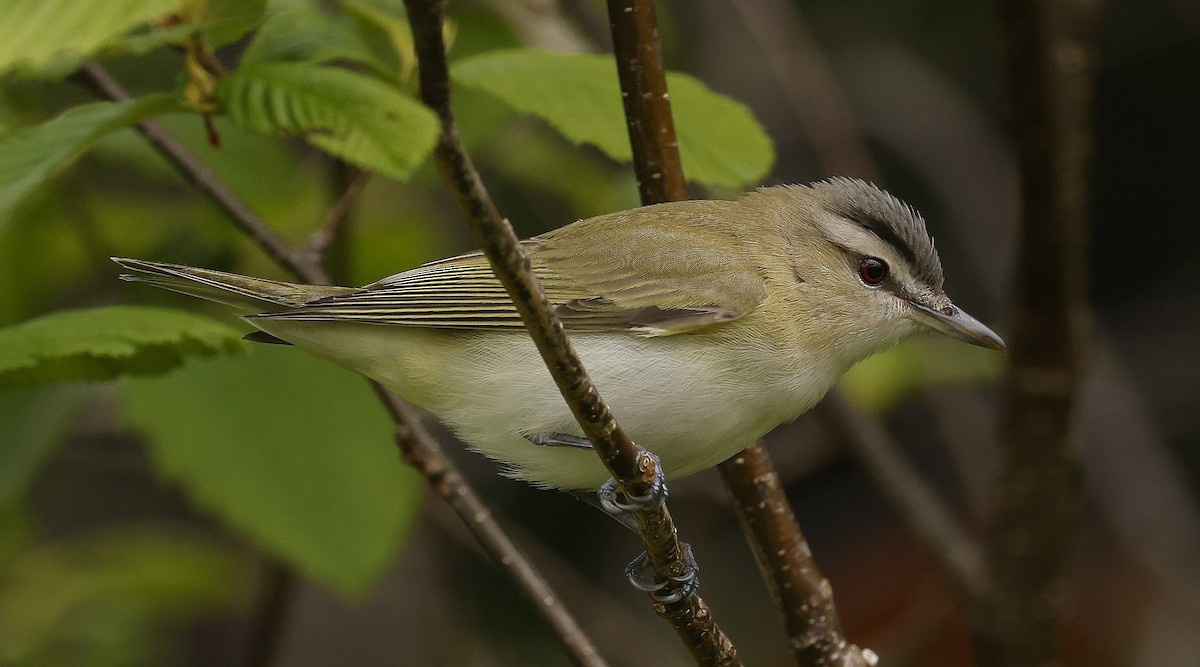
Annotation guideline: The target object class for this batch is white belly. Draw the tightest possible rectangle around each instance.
[253,320,835,489]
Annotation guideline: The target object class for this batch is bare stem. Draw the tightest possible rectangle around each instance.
[605,0,689,202]
[76,61,607,667]
[73,63,326,282]
[979,0,1100,663]
[307,168,372,256]
[719,442,878,666]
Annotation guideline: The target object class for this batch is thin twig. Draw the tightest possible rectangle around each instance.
[307,168,372,256]
[979,0,1099,663]
[403,1,740,663]
[73,63,325,282]
[77,61,608,667]
[719,442,877,666]
[371,389,609,667]
[606,0,689,202]
[606,1,872,664]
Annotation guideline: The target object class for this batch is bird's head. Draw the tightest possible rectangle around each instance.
[751,178,1005,359]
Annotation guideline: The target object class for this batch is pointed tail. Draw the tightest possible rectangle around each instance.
[112,258,356,312]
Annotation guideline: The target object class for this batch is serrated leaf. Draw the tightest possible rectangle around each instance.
[0,385,92,507]
[120,346,423,595]
[451,49,775,188]
[0,306,247,388]
[0,96,184,224]
[0,0,180,78]
[217,63,438,180]
[0,530,249,667]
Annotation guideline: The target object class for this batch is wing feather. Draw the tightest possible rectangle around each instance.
[252,202,769,335]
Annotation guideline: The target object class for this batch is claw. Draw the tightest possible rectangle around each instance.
[624,544,700,604]
[598,453,668,515]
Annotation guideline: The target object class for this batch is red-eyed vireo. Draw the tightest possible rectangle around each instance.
[114,178,1004,490]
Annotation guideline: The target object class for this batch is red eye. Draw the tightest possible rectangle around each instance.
[858,257,889,286]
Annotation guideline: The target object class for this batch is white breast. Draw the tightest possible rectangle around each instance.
[254,320,839,489]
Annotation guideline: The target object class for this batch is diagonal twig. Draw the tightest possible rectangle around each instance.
[719,442,878,666]
[73,63,326,282]
[402,1,739,664]
[75,61,608,667]
[307,168,372,256]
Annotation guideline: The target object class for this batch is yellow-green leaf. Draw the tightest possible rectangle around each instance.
[451,49,775,188]
[217,63,438,180]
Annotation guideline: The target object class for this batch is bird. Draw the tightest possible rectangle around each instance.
[114,178,1004,491]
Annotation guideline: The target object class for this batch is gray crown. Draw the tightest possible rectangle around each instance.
[812,177,944,290]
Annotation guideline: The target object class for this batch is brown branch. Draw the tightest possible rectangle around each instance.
[605,1,873,664]
[606,0,689,202]
[402,1,739,663]
[978,0,1099,663]
[76,62,608,667]
[719,442,877,666]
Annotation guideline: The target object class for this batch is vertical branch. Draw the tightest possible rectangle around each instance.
[605,2,874,665]
[402,2,741,664]
[606,0,689,202]
[980,0,1100,664]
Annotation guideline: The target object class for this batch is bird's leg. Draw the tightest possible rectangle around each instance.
[526,432,594,449]
[596,453,700,604]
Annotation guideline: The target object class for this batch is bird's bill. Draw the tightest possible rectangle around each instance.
[906,300,1006,350]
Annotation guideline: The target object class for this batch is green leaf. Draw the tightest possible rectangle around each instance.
[0,96,184,224]
[0,306,247,389]
[187,0,269,48]
[451,49,775,188]
[342,0,413,83]
[240,4,367,67]
[217,63,438,180]
[0,530,249,667]
[0,0,180,78]
[0,385,92,507]
[839,336,1004,413]
[121,346,423,595]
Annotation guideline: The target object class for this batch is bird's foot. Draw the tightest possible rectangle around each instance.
[597,453,667,515]
[625,544,700,604]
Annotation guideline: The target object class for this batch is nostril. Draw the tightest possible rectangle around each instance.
[941,306,956,316]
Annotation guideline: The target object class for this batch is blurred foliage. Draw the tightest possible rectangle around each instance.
[0,386,91,507]
[0,0,180,78]
[0,96,184,221]
[0,0,1024,664]
[0,524,251,667]
[122,347,423,595]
